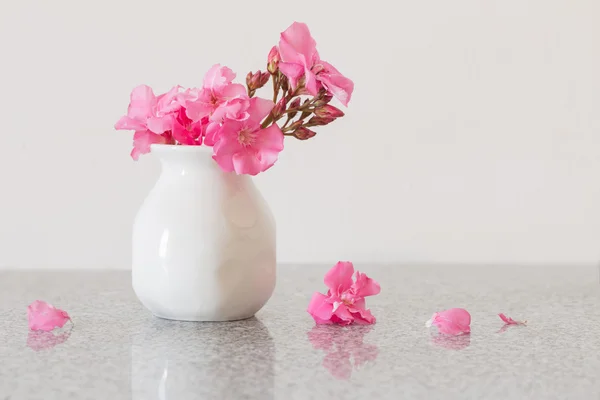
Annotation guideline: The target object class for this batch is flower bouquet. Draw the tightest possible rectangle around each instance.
[116,22,355,322]
[115,21,353,176]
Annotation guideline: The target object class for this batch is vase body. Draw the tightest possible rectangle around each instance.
[132,144,276,321]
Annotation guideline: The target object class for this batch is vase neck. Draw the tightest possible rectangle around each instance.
[151,144,219,176]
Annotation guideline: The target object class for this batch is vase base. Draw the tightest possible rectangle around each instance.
[151,313,257,322]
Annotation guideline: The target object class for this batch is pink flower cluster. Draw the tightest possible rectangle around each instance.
[114,22,353,176]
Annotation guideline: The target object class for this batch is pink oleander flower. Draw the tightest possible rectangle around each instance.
[130,130,173,160]
[426,308,471,336]
[27,300,72,332]
[184,64,249,123]
[115,85,180,159]
[171,108,206,146]
[115,85,181,134]
[212,97,284,175]
[307,261,380,326]
[278,22,354,106]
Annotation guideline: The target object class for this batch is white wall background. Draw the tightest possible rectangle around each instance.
[0,0,598,268]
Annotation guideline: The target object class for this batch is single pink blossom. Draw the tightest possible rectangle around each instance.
[426,308,471,336]
[115,85,180,159]
[115,85,181,134]
[184,64,249,123]
[212,97,284,175]
[130,130,173,160]
[278,22,354,106]
[27,300,72,332]
[498,313,527,325]
[307,261,381,326]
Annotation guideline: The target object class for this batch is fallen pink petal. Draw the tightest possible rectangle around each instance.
[27,300,72,332]
[426,308,471,336]
[498,313,527,326]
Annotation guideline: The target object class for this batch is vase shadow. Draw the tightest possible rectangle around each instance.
[307,325,378,380]
[131,317,275,399]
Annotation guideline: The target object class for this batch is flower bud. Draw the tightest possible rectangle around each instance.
[272,97,287,119]
[288,120,303,131]
[287,98,301,118]
[246,71,254,88]
[293,127,317,140]
[308,116,335,126]
[314,104,344,119]
[267,46,280,74]
[314,91,333,106]
[280,75,289,92]
[260,72,270,87]
[246,70,269,92]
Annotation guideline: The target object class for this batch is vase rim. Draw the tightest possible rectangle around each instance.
[150,144,213,154]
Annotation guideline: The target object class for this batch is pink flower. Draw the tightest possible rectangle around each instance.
[212,97,284,175]
[130,130,173,160]
[115,85,180,159]
[184,64,249,123]
[498,313,526,325]
[115,85,181,134]
[426,308,471,336]
[307,261,380,326]
[171,108,206,146]
[27,300,72,332]
[278,22,354,106]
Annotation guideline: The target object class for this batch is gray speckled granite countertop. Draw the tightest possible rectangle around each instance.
[1,265,600,399]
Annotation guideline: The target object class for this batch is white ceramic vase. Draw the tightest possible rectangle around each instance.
[132,144,276,321]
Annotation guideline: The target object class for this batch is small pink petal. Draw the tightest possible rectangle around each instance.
[27,300,71,332]
[351,271,381,298]
[203,64,236,91]
[279,22,318,66]
[245,97,275,127]
[278,62,305,89]
[308,292,334,325]
[324,261,355,296]
[426,308,471,336]
[498,313,526,325]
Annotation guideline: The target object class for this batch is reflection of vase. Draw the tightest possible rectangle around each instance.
[132,144,276,321]
[131,317,275,399]
[307,326,378,380]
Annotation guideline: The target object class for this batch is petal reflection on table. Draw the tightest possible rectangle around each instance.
[307,325,378,380]
[26,328,73,351]
[429,333,471,350]
[131,317,275,399]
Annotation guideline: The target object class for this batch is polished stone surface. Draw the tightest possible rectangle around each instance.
[1,265,599,399]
